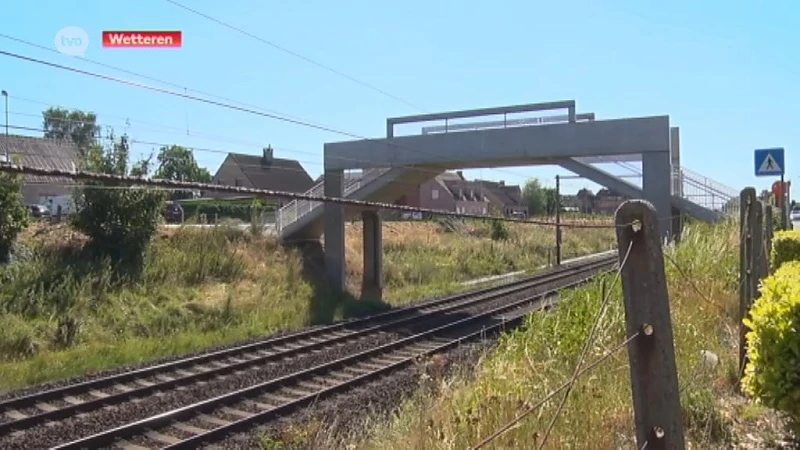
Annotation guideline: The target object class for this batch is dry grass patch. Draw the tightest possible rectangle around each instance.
[0,218,614,391]
[344,220,789,449]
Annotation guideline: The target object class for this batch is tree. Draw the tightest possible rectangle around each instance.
[0,156,30,263]
[42,107,100,153]
[72,130,165,266]
[522,178,547,217]
[542,186,559,216]
[576,188,595,213]
[153,145,211,199]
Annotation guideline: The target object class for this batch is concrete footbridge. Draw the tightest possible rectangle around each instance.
[275,100,727,295]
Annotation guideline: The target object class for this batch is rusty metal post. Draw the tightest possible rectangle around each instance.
[555,175,562,265]
[615,199,685,450]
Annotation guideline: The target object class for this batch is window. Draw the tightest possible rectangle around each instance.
[432,189,439,200]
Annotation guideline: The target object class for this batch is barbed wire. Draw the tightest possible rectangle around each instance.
[471,242,634,449]
[471,331,642,449]
[536,240,634,449]
[0,162,623,229]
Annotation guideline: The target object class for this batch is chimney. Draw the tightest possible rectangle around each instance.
[456,170,464,180]
[262,145,274,165]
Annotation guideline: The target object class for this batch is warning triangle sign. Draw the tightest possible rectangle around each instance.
[759,153,782,173]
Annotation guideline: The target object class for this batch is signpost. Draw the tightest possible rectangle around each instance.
[754,148,787,228]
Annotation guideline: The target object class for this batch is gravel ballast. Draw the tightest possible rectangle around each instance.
[0,283,550,449]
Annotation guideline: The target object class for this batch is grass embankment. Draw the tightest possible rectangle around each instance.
[0,219,613,392]
[346,220,787,449]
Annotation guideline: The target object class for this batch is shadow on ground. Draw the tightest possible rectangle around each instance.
[289,240,392,325]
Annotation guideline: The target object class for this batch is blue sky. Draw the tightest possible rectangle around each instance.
[0,0,798,196]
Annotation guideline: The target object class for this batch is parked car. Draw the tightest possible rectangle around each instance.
[163,201,184,224]
[28,204,51,219]
[790,208,800,222]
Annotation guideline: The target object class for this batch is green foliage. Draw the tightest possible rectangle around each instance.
[179,197,274,223]
[154,145,212,200]
[741,261,800,427]
[681,385,733,442]
[42,107,99,152]
[770,230,800,272]
[773,207,789,232]
[542,186,559,216]
[72,132,165,264]
[0,158,30,263]
[489,219,508,241]
[521,178,547,216]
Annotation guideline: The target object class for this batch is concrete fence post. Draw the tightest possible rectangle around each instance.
[615,199,685,450]
[738,188,757,380]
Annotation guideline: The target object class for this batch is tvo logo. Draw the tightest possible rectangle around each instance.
[54,26,89,57]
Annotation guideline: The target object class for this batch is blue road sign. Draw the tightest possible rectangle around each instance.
[754,148,785,177]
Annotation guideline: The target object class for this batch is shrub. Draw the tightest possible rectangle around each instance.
[741,261,800,428]
[490,219,509,241]
[72,133,165,265]
[179,198,274,223]
[0,157,30,263]
[771,230,800,272]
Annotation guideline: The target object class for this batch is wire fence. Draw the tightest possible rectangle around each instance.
[1,161,740,448]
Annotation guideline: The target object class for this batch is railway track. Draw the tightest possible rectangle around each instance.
[0,253,615,448]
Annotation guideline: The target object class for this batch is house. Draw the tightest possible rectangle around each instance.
[0,134,82,210]
[207,147,315,205]
[592,188,627,215]
[472,179,529,218]
[395,171,528,218]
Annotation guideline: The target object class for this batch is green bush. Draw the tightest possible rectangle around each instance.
[180,198,274,223]
[73,133,165,265]
[490,219,509,241]
[741,261,800,427]
[0,156,30,263]
[771,230,800,272]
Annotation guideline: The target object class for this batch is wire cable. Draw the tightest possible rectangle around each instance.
[164,0,429,113]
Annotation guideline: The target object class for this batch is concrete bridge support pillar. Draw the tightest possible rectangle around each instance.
[324,169,346,293]
[362,210,383,298]
[642,151,673,239]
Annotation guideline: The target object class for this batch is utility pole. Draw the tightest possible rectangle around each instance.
[555,174,562,265]
[1,90,7,162]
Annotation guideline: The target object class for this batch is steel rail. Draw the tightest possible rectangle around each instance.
[53,263,612,449]
[0,253,615,434]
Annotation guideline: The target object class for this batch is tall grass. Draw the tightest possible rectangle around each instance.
[350,219,775,449]
[0,220,614,391]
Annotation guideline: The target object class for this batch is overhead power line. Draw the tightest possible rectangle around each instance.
[0,50,361,139]
[164,0,428,113]
[0,33,334,128]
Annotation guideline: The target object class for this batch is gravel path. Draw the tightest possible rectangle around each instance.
[0,287,539,449]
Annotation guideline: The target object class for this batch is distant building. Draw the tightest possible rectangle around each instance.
[207,147,315,205]
[0,134,82,208]
[592,188,627,215]
[394,171,529,218]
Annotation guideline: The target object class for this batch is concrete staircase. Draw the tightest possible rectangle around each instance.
[565,158,724,222]
[606,160,738,217]
[276,165,446,241]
